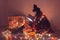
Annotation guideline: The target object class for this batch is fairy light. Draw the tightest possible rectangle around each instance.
[2,30,11,40]
[48,34,51,37]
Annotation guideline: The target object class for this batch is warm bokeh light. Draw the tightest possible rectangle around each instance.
[8,16,25,29]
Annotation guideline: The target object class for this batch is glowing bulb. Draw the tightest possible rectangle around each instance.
[48,34,51,37]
